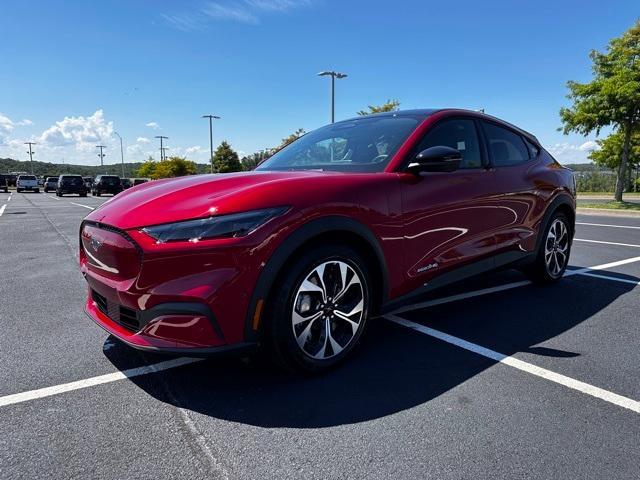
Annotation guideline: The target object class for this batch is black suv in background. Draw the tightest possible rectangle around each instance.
[57,175,88,197]
[0,174,8,193]
[92,175,123,196]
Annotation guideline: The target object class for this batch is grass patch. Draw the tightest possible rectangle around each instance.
[578,201,640,211]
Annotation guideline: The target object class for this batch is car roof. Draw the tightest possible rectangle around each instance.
[340,108,539,144]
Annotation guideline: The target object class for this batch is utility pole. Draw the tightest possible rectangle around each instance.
[155,135,168,161]
[114,132,125,178]
[202,115,220,173]
[161,147,169,160]
[96,145,106,168]
[24,142,36,174]
[318,71,348,123]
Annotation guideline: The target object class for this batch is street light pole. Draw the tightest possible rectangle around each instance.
[24,142,36,174]
[318,70,347,123]
[202,115,220,174]
[155,135,168,161]
[96,145,106,168]
[114,131,125,178]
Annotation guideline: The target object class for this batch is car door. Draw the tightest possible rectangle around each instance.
[479,120,545,256]
[399,117,516,293]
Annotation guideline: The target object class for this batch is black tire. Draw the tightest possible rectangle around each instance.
[95,192,101,197]
[264,243,372,373]
[80,193,87,197]
[34,189,39,193]
[17,188,21,193]
[524,212,572,284]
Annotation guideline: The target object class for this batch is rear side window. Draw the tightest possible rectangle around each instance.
[524,138,539,159]
[416,118,482,169]
[482,122,529,167]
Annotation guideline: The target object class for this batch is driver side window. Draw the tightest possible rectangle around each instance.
[416,119,482,169]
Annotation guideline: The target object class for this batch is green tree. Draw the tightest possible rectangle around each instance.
[559,20,640,201]
[241,150,271,171]
[278,128,305,150]
[589,130,640,171]
[213,141,242,173]
[357,99,401,116]
[135,155,157,178]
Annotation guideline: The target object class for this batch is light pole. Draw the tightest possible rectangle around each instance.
[161,147,169,160]
[96,145,106,168]
[155,135,168,161]
[113,131,125,178]
[318,70,347,123]
[202,114,220,173]
[24,142,36,174]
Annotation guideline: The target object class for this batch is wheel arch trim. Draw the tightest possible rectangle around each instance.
[243,215,389,342]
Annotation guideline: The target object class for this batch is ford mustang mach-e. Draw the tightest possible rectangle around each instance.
[80,109,575,372]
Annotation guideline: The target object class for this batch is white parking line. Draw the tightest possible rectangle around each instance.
[0,204,6,217]
[577,222,640,230]
[0,357,201,408]
[70,202,95,210]
[45,194,60,201]
[575,238,640,249]
[386,314,640,414]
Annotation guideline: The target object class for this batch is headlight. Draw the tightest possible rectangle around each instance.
[141,207,289,244]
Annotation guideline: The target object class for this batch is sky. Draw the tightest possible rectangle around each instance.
[0,0,638,167]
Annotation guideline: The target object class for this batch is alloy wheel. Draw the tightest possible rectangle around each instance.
[291,260,365,360]
[544,218,569,278]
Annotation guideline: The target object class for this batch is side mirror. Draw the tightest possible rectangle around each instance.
[407,146,462,173]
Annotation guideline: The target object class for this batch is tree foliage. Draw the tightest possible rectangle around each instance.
[357,99,401,116]
[240,150,271,171]
[559,20,640,200]
[589,130,640,170]
[278,128,306,150]
[213,141,242,173]
[134,156,197,179]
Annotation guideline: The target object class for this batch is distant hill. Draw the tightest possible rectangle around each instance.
[565,162,612,172]
[0,158,211,178]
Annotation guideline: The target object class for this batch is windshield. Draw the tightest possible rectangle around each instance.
[20,175,36,180]
[62,176,82,184]
[256,115,420,173]
[47,178,58,182]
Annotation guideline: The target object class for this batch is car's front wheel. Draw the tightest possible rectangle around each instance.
[266,244,372,373]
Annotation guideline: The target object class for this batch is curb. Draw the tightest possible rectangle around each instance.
[577,207,640,218]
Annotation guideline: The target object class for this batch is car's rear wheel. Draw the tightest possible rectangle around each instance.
[524,212,571,283]
[265,244,371,373]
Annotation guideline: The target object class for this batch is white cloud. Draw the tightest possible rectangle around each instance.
[186,145,204,154]
[0,113,15,139]
[547,141,600,164]
[202,2,259,24]
[17,119,33,126]
[137,136,151,143]
[164,0,313,29]
[39,109,113,151]
[145,122,160,130]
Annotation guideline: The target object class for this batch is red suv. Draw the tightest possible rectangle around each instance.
[80,109,575,372]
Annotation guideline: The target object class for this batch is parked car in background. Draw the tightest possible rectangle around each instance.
[37,176,45,186]
[16,174,39,193]
[79,108,576,372]
[121,178,132,189]
[133,178,149,186]
[44,177,59,193]
[6,174,18,187]
[83,177,93,189]
[92,175,123,196]
[0,174,8,193]
[57,174,88,197]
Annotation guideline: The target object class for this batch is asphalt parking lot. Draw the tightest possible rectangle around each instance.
[1,191,639,480]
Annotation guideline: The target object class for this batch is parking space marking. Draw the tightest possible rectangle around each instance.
[45,194,60,201]
[386,314,640,414]
[70,202,95,210]
[0,204,6,217]
[7,193,12,202]
[577,222,640,230]
[392,256,640,315]
[574,238,640,249]
[0,357,201,408]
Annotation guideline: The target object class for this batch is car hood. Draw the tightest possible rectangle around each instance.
[85,170,349,230]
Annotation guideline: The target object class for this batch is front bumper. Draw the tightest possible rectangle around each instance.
[84,289,256,355]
